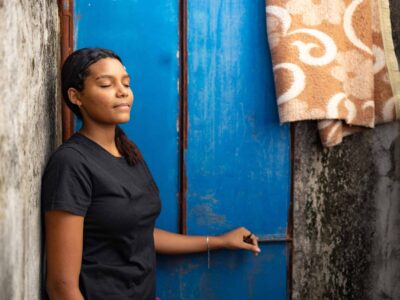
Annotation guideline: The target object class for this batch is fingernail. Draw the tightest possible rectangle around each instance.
[257,248,261,252]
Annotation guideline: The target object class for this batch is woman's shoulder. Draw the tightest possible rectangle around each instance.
[45,135,88,170]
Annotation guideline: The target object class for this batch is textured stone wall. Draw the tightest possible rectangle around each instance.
[391,0,400,62]
[0,1,60,299]
[292,1,400,299]
[292,122,400,299]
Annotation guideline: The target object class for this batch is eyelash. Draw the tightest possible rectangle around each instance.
[100,84,130,88]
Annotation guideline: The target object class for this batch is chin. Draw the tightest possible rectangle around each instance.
[116,117,130,124]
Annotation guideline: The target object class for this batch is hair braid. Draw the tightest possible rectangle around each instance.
[115,125,142,165]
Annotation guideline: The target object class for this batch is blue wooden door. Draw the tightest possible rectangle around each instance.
[73,1,291,299]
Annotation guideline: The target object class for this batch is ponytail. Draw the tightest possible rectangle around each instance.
[115,126,142,165]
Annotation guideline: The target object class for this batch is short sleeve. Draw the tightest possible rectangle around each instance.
[41,146,92,216]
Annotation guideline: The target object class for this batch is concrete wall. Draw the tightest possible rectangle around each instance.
[391,0,400,61]
[292,1,400,299]
[0,1,60,299]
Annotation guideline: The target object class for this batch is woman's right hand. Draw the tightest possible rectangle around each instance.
[216,226,261,256]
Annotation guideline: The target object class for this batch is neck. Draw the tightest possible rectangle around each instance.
[78,122,121,156]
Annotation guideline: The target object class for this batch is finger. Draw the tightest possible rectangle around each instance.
[251,235,260,256]
[250,235,259,248]
[243,232,253,243]
[241,227,251,237]
[241,240,261,254]
[240,228,260,255]
[243,232,258,245]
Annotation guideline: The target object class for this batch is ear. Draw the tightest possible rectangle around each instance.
[67,87,83,106]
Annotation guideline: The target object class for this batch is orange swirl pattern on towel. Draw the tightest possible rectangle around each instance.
[266,0,399,146]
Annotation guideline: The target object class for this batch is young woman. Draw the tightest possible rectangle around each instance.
[41,48,261,300]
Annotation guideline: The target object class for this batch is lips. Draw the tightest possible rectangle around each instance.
[113,103,131,108]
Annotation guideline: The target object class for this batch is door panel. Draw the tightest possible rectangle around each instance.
[157,243,288,299]
[186,0,290,238]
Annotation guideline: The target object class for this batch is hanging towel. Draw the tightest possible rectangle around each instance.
[265,0,400,146]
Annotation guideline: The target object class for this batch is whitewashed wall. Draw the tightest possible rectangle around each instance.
[0,1,60,299]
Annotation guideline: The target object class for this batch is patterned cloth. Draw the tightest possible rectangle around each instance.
[266,0,400,146]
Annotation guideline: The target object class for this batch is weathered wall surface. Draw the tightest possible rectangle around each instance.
[0,1,60,299]
[391,0,400,61]
[292,1,400,299]
[292,122,400,299]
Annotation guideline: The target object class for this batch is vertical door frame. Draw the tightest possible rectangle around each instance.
[179,0,188,235]
[288,124,295,299]
[58,0,75,142]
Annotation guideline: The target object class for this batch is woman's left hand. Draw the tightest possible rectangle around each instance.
[217,227,261,256]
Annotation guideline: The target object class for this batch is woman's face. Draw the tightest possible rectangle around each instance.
[69,57,134,125]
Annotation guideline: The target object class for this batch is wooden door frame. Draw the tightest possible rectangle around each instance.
[58,0,75,142]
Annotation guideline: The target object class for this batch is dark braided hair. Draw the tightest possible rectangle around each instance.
[61,47,142,165]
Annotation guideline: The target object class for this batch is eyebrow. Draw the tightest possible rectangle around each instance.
[95,74,130,80]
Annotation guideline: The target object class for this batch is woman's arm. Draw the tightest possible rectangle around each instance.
[45,211,85,300]
[154,227,261,256]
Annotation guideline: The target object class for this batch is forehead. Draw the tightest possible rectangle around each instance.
[87,58,128,76]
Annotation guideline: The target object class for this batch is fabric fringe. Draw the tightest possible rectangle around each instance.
[378,0,400,119]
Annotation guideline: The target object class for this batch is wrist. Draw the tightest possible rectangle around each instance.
[208,235,225,250]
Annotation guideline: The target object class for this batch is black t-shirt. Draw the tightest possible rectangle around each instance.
[41,132,161,300]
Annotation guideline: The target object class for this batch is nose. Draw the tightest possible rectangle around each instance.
[116,84,129,97]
